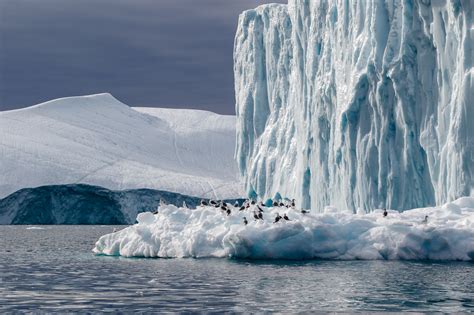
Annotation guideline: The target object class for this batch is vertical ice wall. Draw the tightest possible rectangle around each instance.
[235,0,473,211]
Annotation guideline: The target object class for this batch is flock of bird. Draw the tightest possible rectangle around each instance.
[198,198,309,225]
[155,199,427,225]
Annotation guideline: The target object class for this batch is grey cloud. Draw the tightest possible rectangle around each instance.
[0,0,286,114]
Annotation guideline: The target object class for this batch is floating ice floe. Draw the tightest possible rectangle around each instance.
[93,197,474,260]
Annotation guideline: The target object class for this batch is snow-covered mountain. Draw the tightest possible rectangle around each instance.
[0,93,243,199]
[235,0,473,212]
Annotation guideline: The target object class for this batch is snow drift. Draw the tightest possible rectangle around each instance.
[93,197,474,261]
[234,1,474,212]
[0,93,243,199]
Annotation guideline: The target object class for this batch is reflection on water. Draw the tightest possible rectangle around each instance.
[1,226,473,312]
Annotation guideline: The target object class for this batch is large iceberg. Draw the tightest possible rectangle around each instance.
[93,197,474,260]
[234,0,473,212]
[0,93,243,200]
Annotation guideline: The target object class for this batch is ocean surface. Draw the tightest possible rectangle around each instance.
[1,225,473,312]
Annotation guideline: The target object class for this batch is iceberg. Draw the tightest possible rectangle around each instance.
[93,197,474,261]
[234,0,474,212]
[0,93,243,200]
[0,183,243,225]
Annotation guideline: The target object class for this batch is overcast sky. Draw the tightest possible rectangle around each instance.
[0,0,286,114]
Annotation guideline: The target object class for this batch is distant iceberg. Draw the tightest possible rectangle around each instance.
[93,197,474,261]
[0,93,243,200]
[234,0,474,212]
[0,184,244,225]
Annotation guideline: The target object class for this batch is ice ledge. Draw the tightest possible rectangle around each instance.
[93,197,474,261]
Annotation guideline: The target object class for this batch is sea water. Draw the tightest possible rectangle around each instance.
[1,226,473,312]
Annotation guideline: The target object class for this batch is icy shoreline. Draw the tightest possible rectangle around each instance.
[93,197,474,261]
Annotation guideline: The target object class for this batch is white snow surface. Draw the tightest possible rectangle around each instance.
[93,197,474,261]
[0,93,243,199]
[235,1,474,211]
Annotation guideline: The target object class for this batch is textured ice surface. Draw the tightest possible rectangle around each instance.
[235,0,473,211]
[93,197,474,261]
[0,184,243,225]
[0,184,126,225]
[0,94,243,199]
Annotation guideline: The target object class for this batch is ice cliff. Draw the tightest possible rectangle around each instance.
[235,0,473,212]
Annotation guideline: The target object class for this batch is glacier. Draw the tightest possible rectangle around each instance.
[0,93,243,200]
[234,0,473,212]
[93,196,474,260]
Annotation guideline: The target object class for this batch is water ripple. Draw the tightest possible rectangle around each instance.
[1,226,473,312]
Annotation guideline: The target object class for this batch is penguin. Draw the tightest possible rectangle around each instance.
[279,202,284,207]
[259,201,265,207]
[210,200,217,206]
[251,199,256,205]
[201,199,208,206]
[257,205,264,213]
[291,199,296,208]
[239,205,246,211]
[258,212,263,220]
[222,202,228,207]
[153,209,159,215]
[246,203,250,209]
[273,201,279,207]
[226,209,231,216]
[243,217,248,225]
[253,212,259,221]
[159,199,166,207]
[422,215,428,224]
[234,201,240,207]
[283,213,290,221]
[273,213,282,223]
[383,208,388,217]
[221,205,228,211]
[301,209,309,214]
